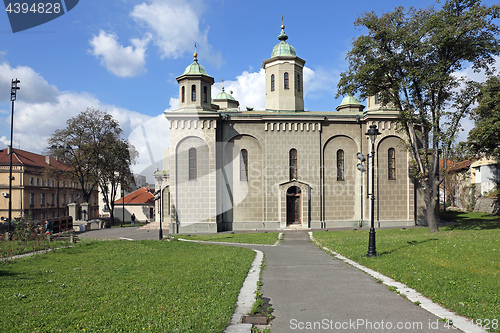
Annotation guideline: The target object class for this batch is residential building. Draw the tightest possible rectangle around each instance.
[0,148,98,223]
[471,157,500,196]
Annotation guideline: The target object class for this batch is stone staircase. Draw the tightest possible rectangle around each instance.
[139,221,169,231]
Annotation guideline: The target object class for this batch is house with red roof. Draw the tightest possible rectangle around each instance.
[0,148,98,223]
[114,187,155,224]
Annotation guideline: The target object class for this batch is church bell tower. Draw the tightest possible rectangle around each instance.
[262,21,306,112]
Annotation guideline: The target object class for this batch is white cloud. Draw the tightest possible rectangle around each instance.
[130,0,221,66]
[127,114,170,178]
[212,69,266,110]
[0,62,154,156]
[0,62,59,103]
[89,30,151,77]
[209,66,335,111]
[303,66,340,103]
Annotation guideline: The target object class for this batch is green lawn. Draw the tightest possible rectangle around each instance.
[0,238,71,258]
[313,212,500,330]
[177,232,280,245]
[0,240,255,332]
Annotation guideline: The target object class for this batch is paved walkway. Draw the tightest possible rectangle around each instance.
[76,228,478,332]
[77,226,161,240]
[255,231,457,332]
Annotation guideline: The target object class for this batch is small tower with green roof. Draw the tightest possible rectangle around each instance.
[262,20,305,112]
[176,45,215,111]
[213,81,240,110]
[336,95,365,113]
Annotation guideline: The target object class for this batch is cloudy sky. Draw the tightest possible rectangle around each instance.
[1,0,498,181]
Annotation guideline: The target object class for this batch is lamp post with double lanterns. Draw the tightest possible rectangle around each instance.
[8,79,20,240]
[357,124,381,257]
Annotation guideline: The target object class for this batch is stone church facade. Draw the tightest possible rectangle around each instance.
[165,24,419,234]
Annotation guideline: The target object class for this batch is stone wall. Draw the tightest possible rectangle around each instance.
[474,197,500,215]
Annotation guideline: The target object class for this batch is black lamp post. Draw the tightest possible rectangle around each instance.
[154,189,162,240]
[8,79,20,240]
[366,124,381,257]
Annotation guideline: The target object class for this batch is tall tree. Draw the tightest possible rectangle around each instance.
[338,0,500,232]
[467,75,500,161]
[47,108,136,218]
[98,139,138,227]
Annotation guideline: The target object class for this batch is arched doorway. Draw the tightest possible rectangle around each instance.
[286,186,301,225]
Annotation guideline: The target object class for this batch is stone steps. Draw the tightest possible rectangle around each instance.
[139,221,169,231]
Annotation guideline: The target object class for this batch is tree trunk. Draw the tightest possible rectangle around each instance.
[423,180,440,233]
[108,202,114,228]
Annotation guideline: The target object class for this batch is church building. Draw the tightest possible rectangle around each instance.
[164,24,421,234]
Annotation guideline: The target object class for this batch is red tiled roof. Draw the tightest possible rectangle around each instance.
[115,187,155,205]
[448,160,473,172]
[0,148,70,171]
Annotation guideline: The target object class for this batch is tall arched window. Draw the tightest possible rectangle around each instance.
[388,148,396,180]
[240,149,248,181]
[181,86,185,103]
[191,85,196,102]
[289,148,297,180]
[284,72,289,89]
[337,149,345,181]
[203,86,208,103]
[271,74,275,91]
[188,148,197,180]
[296,73,301,91]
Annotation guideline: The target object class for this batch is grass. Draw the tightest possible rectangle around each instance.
[0,239,256,332]
[177,232,280,245]
[313,211,499,331]
[0,237,71,258]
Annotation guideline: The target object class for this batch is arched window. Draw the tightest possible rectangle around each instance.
[188,148,197,180]
[388,148,396,180]
[284,72,289,89]
[240,149,248,181]
[337,149,345,181]
[271,74,275,91]
[296,73,301,92]
[181,86,185,103]
[203,86,208,103]
[191,85,196,102]
[289,148,297,180]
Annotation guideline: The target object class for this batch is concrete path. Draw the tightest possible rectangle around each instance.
[77,226,161,241]
[258,231,457,332]
[75,228,482,333]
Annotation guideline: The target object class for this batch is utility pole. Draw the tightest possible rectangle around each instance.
[8,79,20,240]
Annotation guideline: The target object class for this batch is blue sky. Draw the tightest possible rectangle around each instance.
[1,0,498,180]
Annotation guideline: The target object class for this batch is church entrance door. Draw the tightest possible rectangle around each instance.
[286,186,301,225]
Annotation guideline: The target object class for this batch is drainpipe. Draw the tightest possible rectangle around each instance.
[357,115,363,227]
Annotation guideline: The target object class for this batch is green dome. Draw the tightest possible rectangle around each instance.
[214,87,236,101]
[182,55,208,76]
[271,26,296,57]
[340,95,361,106]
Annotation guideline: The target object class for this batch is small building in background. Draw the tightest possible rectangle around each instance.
[471,157,500,196]
[114,187,155,223]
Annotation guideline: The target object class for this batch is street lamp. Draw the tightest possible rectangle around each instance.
[154,189,163,240]
[8,79,20,240]
[366,124,381,257]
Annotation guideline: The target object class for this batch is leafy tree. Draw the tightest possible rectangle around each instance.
[467,75,500,161]
[338,0,500,232]
[48,108,137,225]
[98,139,138,227]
